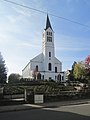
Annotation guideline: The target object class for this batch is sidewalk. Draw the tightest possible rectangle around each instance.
[0,104,43,113]
[39,99,90,108]
[0,99,90,113]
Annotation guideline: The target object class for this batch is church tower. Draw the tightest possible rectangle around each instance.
[42,15,55,73]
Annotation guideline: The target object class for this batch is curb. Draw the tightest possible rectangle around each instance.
[37,100,90,108]
[0,104,43,113]
[0,100,90,113]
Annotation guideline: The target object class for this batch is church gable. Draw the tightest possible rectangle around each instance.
[54,57,62,64]
[30,53,43,72]
[30,53,43,62]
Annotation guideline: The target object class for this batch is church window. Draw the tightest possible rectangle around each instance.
[47,32,52,36]
[50,32,52,36]
[36,65,38,72]
[55,67,57,73]
[49,52,51,57]
[51,32,52,36]
[47,37,52,42]
[48,63,52,71]
[62,76,64,81]
[49,77,52,80]
[42,75,44,80]
[55,76,57,80]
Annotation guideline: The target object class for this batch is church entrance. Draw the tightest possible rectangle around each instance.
[37,72,41,80]
[57,74,61,82]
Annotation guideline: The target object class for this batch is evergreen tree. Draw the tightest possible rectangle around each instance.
[0,52,7,83]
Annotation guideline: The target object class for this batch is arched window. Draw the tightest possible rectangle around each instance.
[49,52,51,57]
[55,67,57,73]
[47,31,48,35]
[36,65,38,72]
[42,75,44,80]
[48,63,52,71]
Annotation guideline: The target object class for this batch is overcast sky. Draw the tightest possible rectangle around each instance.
[0,0,90,76]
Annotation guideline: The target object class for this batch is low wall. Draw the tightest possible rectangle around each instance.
[4,94,24,99]
[44,91,90,102]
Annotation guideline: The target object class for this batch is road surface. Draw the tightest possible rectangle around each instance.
[0,103,90,120]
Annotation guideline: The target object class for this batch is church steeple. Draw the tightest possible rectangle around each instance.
[45,14,53,30]
[42,15,55,58]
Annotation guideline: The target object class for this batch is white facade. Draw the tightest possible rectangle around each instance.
[22,15,66,82]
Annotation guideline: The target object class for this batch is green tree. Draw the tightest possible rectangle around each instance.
[73,62,85,81]
[0,52,7,84]
[69,61,77,81]
[8,73,21,83]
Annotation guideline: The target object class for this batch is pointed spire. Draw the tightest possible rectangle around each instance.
[45,14,53,30]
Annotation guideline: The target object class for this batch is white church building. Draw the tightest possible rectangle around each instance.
[22,15,66,82]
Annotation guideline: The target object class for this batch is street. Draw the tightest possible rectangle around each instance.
[0,103,90,120]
